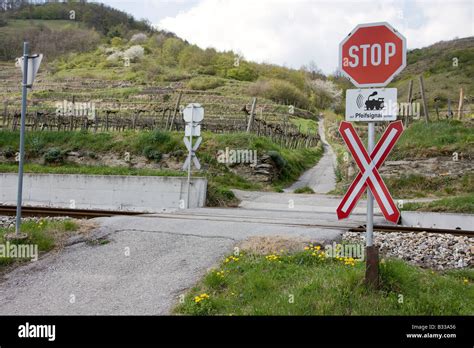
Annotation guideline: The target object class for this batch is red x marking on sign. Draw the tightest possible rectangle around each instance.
[337,120,404,223]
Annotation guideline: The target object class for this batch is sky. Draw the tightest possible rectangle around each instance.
[100,0,474,73]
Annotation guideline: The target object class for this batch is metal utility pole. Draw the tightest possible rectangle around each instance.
[14,42,42,237]
[15,42,29,236]
[186,109,194,209]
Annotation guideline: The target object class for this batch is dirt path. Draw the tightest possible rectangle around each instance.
[286,118,337,193]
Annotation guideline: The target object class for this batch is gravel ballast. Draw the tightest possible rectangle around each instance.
[343,231,473,270]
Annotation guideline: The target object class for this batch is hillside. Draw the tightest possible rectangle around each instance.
[391,37,474,114]
[331,37,474,117]
[0,2,330,134]
[0,2,473,211]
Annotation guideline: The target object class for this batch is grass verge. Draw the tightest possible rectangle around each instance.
[391,120,474,159]
[293,186,315,194]
[0,163,184,177]
[402,195,474,214]
[0,219,79,271]
[174,248,473,315]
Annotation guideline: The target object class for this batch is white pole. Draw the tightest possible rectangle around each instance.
[186,107,194,209]
[15,41,29,236]
[366,122,375,246]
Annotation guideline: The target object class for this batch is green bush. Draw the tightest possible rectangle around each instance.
[161,38,186,66]
[196,66,217,75]
[44,148,65,165]
[162,71,192,82]
[3,146,16,159]
[248,79,309,108]
[187,76,225,90]
[110,37,123,47]
[142,146,162,162]
[268,150,287,169]
[152,130,171,144]
[206,182,238,207]
[226,63,258,81]
[294,186,315,194]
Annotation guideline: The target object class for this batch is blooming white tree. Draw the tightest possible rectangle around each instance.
[106,51,124,61]
[130,33,148,43]
[123,45,145,61]
[308,79,342,109]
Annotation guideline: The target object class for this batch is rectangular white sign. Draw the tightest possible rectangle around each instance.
[345,88,397,122]
[185,124,200,137]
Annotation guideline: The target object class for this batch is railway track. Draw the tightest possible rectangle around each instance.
[1,205,473,236]
[349,225,473,237]
[0,205,143,218]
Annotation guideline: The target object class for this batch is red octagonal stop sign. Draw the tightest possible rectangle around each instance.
[339,22,406,87]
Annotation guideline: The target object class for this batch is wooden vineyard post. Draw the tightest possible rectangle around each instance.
[3,101,7,130]
[457,87,464,120]
[169,91,182,131]
[419,75,429,123]
[246,97,257,133]
[405,79,413,127]
[434,97,440,120]
[164,109,170,130]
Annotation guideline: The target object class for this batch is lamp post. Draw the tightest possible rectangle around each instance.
[14,42,42,237]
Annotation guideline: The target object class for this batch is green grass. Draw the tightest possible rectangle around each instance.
[187,76,226,90]
[175,249,473,315]
[289,118,318,134]
[390,120,474,159]
[385,173,474,199]
[293,186,314,194]
[0,129,182,158]
[0,219,79,268]
[331,173,474,199]
[0,163,185,177]
[402,194,474,214]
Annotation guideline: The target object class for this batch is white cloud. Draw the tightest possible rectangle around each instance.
[158,0,473,73]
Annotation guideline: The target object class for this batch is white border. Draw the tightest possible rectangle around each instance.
[338,22,407,88]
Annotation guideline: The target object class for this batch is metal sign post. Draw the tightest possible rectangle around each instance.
[366,122,375,247]
[338,22,406,287]
[15,42,29,237]
[182,103,204,209]
[186,110,193,209]
[14,42,42,237]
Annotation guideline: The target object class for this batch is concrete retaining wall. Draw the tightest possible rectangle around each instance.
[401,211,474,230]
[0,173,207,212]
